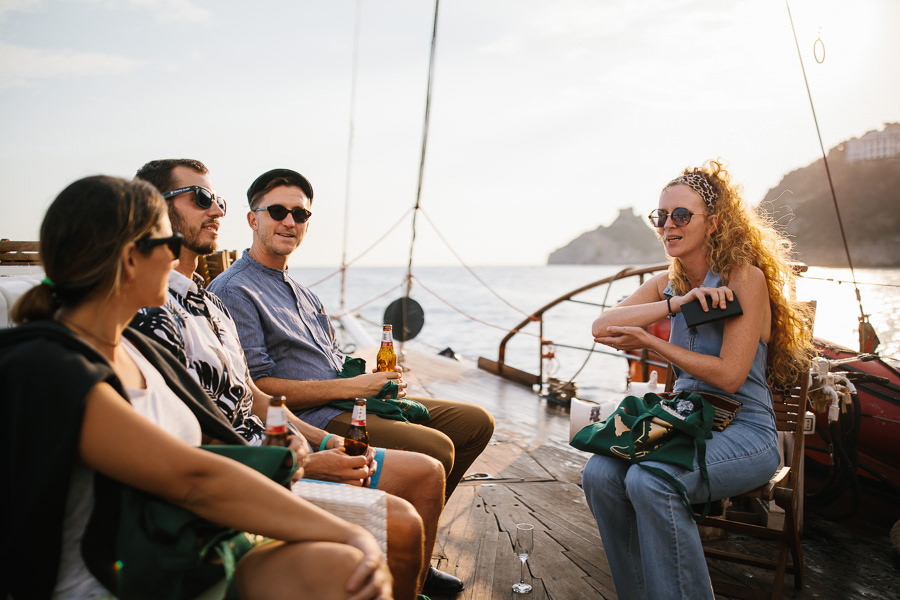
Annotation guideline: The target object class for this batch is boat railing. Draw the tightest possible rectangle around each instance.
[477,263,670,389]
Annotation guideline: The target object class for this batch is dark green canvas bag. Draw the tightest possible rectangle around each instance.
[570,391,716,521]
[110,445,296,599]
[329,356,430,422]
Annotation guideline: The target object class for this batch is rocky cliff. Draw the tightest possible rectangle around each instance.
[759,130,900,267]
[547,208,665,265]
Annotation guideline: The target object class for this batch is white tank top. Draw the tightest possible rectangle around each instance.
[53,338,202,598]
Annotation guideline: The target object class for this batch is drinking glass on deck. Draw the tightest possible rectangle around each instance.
[512,523,534,594]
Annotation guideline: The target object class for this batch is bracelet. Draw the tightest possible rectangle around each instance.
[666,296,676,317]
[319,433,335,452]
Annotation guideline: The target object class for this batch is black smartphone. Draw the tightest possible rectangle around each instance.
[680,293,743,328]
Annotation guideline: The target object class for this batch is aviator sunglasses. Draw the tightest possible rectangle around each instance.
[162,185,227,214]
[252,204,312,223]
[135,232,183,258]
[648,207,706,228]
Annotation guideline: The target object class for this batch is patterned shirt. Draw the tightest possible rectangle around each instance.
[131,270,266,445]
[207,250,344,430]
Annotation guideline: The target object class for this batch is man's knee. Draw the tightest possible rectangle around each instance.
[386,495,425,550]
[463,404,495,445]
[382,450,446,501]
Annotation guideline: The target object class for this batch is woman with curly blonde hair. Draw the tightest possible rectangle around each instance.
[581,159,813,599]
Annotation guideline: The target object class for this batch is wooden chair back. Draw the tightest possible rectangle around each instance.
[0,240,41,265]
[196,250,238,285]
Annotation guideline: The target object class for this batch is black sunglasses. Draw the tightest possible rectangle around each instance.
[135,232,183,258]
[252,204,312,223]
[648,207,706,228]
[162,185,227,214]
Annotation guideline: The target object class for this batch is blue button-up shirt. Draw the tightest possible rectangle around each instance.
[209,250,344,429]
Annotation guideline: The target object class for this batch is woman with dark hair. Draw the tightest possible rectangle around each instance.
[581,160,813,599]
[2,175,391,600]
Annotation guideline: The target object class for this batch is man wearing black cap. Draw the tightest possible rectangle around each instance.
[209,167,495,596]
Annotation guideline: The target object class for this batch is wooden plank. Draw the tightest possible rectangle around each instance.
[529,439,590,485]
[0,240,41,264]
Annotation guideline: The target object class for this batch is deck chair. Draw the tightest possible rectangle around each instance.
[663,327,812,599]
[196,250,237,285]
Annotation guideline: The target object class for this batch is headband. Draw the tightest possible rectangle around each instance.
[666,173,717,210]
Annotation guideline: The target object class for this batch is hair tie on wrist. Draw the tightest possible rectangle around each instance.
[319,433,335,452]
[666,296,676,318]
[41,276,55,288]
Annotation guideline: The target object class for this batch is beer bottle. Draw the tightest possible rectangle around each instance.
[376,323,397,372]
[263,395,290,447]
[343,398,369,456]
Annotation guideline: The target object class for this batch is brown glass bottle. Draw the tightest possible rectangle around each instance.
[343,398,369,456]
[376,324,397,372]
[263,395,290,447]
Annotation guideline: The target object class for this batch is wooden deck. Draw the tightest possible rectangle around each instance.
[355,345,900,600]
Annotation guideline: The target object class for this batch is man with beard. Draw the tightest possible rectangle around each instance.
[131,159,450,600]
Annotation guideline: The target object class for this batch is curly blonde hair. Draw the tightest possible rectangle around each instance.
[664,159,813,388]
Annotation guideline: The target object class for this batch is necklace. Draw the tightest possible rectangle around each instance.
[60,318,121,348]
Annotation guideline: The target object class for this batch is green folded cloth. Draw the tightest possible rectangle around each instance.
[329,357,430,423]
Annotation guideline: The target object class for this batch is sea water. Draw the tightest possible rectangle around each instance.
[289,264,900,403]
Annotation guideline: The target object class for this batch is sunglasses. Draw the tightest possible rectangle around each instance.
[162,185,227,214]
[648,207,706,228]
[135,232,183,258]
[252,204,312,223]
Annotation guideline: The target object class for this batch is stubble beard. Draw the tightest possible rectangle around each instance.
[170,207,217,256]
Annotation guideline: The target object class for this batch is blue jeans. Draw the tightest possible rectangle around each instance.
[581,417,780,600]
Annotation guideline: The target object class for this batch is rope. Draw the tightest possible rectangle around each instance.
[561,269,618,384]
[332,281,404,320]
[800,275,900,290]
[309,208,414,290]
[785,0,867,323]
[410,274,541,338]
[418,208,532,317]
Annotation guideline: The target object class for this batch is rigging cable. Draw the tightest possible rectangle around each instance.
[418,207,532,317]
[339,0,363,312]
[785,0,878,352]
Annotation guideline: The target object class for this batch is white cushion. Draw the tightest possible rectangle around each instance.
[0,273,45,328]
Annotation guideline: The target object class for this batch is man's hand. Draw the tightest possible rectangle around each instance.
[286,431,310,482]
[346,370,407,399]
[304,448,375,486]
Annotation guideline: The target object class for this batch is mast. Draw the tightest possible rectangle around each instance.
[339,0,362,312]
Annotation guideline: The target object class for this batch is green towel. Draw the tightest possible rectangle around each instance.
[329,357,430,423]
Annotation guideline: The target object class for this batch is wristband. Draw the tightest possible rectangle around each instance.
[666,296,676,317]
[319,433,335,452]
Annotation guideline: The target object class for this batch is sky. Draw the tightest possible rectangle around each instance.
[0,0,897,268]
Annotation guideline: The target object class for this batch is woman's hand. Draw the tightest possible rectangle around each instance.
[673,285,736,314]
[343,527,393,600]
[594,325,653,352]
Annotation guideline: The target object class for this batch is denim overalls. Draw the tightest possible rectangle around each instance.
[582,270,780,600]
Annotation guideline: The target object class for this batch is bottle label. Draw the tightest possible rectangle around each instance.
[350,402,366,427]
[266,405,288,434]
[381,329,393,344]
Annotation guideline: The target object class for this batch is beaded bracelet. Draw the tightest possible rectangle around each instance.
[666,296,676,318]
